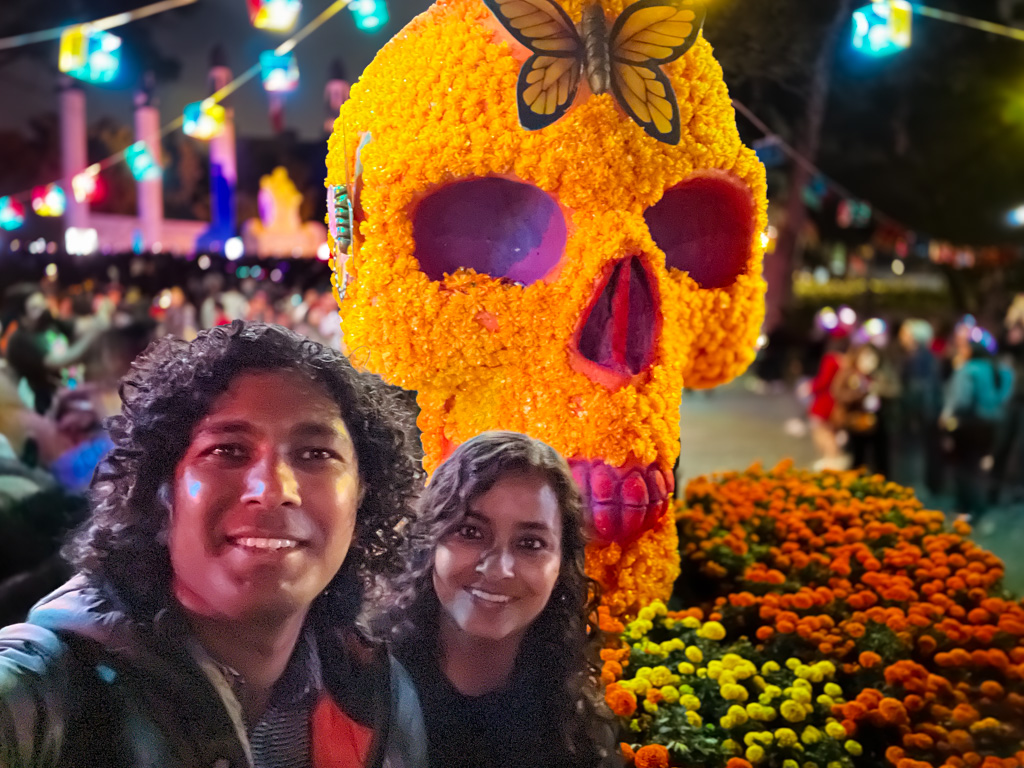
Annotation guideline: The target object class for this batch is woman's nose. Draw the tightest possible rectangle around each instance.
[475,546,515,579]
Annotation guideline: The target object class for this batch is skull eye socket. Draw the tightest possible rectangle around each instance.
[412,177,566,284]
[644,172,757,289]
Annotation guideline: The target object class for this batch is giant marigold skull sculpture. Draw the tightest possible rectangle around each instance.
[326,0,767,615]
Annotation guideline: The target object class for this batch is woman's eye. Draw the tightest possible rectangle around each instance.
[299,448,337,461]
[457,524,482,540]
[519,537,546,551]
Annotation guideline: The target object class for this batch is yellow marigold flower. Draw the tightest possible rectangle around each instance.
[680,694,701,712]
[969,717,1003,733]
[631,678,652,696]
[775,728,799,747]
[785,658,801,671]
[718,671,737,686]
[721,684,749,702]
[753,675,767,691]
[643,700,659,714]
[660,686,680,704]
[728,705,749,725]
[827,762,843,768]
[651,601,668,616]
[783,761,800,768]
[649,666,675,687]
[677,662,695,675]
[803,762,819,768]
[636,667,653,680]
[781,701,806,723]
[824,683,843,698]
[685,646,704,664]
[793,679,812,692]
[686,711,703,727]
[744,732,773,746]
[746,745,766,764]
[697,668,708,679]
[801,726,822,745]
[637,606,656,622]
[824,722,847,740]
[794,666,813,680]
[762,661,782,675]
[722,740,742,756]
[816,695,834,707]
[681,617,701,629]
[661,638,685,653]
[765,685,783,700]
[844,740,863,756]
[698,621,726,641]
[790,688,811,705]
[722,654,744,669]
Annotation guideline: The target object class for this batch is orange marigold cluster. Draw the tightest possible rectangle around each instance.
[670,461,1024,768]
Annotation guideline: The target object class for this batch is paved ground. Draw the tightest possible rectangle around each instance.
[676,377,1024,596]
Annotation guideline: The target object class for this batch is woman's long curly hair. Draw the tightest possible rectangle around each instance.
[379,431,612,765]
[65,321,424,629]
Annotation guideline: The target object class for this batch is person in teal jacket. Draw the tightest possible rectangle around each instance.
[0,322,428,768]
[940,336,1014,522]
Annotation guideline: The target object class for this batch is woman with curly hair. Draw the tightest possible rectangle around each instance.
[379,431,622,768]
[0,322,427,768]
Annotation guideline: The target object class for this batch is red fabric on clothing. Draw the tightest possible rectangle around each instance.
[809,351,842,420]
[311,693,375,768]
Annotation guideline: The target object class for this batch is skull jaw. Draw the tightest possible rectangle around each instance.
[570,458,674,543]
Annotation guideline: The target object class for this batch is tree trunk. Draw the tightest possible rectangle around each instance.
[763,0,854,332]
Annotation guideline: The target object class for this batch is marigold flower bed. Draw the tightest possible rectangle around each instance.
[603,461,1024,768]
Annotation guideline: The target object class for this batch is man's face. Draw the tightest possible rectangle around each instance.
[169,370,361,623]
[432,472,562,644]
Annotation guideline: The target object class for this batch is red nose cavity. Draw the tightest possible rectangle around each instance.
[571,256,661,389]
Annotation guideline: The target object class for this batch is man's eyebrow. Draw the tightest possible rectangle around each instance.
[194,421,256,437]
[291,422,350,440]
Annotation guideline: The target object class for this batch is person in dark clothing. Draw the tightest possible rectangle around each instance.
[379,431,622,768]
[897,319,944,494]
[0,322,427,768]
[989,322,1024,504]
[941,337,1014,521]
[2,286,105,414]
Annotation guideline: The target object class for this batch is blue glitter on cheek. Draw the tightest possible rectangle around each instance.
[188,480,201,499]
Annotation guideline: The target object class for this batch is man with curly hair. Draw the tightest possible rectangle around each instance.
[0,322,428,768]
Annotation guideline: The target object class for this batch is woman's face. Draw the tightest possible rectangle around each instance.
[433,471,563,644]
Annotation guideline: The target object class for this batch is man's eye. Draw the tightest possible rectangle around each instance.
[210,444,247,459]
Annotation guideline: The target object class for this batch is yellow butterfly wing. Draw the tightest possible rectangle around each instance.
[483,0,584,129]
[608,0,705,144]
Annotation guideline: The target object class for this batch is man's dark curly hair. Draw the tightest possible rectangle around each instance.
[65,321,424,629]
[379,431,614,766]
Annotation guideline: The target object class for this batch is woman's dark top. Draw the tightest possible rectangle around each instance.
[399,640,618,768]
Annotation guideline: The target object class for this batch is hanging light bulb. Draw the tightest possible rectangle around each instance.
[260,50,300,92]
[0,196,26,231]
[31,184,67,217]
[125,142,162,182]
[349,0,389,31]
[248,0,302,31]
[183,99,227,140]
[852,1,912,56]
[59,25,122,83]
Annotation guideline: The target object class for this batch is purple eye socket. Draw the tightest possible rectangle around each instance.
[644,172,756,290]
[412,177,567,284]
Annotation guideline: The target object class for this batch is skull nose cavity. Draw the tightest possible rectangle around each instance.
[576,256,657,379]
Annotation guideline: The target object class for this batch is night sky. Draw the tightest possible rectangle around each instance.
[0,0,433,141]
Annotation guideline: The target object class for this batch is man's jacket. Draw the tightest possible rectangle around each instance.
[0,577,427,768]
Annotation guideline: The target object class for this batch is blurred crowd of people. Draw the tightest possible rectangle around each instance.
[0,259,340,622]
[761,302,1024,528]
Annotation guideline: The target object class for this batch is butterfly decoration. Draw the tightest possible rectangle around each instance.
[482,0,705,144]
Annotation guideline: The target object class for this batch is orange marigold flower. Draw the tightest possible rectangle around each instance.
[979,681,1004,700]
[726,760,753,768]
[621,743,636,762]
[860,651,883,668]
[879,697,910,725]
[635,744,671,768]
[605,684,637,717]
[951,704,980,727]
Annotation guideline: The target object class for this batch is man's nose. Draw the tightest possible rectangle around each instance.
[475,546,515,579]
[241,451,301,508]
